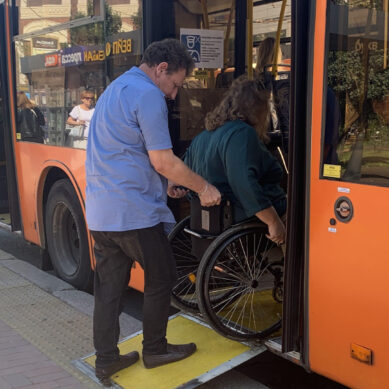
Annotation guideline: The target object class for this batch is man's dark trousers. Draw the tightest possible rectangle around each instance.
[91,223,177,367]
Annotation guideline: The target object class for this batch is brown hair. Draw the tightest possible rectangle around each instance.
[17,92,34,109]
[204,76,270,142]
[255,37,275,74]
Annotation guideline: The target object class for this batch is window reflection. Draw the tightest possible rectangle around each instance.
[14,0,142,148]
[325,0,389,186]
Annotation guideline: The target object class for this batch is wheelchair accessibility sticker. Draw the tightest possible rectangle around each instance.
[180,28,224,69]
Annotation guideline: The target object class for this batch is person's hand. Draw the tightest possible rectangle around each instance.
[266,219,286,245]
[167,183,188,198]
[78,120,85,125]
[198,183,221,207]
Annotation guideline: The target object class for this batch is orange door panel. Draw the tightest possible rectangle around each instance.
[308,2,389,388]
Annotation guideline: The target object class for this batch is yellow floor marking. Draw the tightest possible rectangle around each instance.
[217,289,282,332]
[0,214,10,224]
[85,315,250,389]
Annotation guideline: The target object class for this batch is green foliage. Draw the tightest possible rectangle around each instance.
[70,1,122,46]
[331,0,384,9]
[132,5,143,30]
[328,49,389,105]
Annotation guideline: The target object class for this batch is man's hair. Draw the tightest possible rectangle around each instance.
[141,38,195,76]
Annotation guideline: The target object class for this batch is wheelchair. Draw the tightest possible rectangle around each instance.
[169,196,284,341]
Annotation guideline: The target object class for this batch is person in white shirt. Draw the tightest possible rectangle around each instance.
[66,90,95,148]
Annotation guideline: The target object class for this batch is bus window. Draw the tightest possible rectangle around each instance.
[170,0,236,159]
[323,0,389,186]
[13,0,142,149]
[15,0,101,34]
[171,0,292,156]
[0,92,8,216]
[252,0,292,67]
[252,0,291,177]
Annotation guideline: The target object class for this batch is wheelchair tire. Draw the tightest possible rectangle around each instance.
[168,216,200,313]
[196,222,283,341]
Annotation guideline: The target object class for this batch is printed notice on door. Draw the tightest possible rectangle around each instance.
[180,28,224,69]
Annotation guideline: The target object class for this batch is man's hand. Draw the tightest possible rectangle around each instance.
[198,183,221,207]
[167,182,188,199]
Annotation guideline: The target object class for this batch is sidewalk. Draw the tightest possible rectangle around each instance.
[0,318,84,389]
[0,248,142,389]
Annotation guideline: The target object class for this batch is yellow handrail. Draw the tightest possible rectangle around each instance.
[224,0,235,68]
[384,0,388,69]
[247,0,253,79]
[272,0,287,77]
[201,0,209,29]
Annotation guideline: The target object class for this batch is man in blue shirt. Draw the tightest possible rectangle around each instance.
[86,39,221,382]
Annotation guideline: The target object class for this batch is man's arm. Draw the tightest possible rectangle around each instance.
[148,149,221,207]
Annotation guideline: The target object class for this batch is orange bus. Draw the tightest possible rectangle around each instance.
[1,0,389,388]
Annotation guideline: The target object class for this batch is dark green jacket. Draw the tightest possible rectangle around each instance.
[184,120,286,222]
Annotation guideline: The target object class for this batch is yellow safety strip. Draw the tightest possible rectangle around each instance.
[79,314,265,389]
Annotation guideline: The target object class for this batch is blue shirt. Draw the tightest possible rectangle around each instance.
[85,67,175,231]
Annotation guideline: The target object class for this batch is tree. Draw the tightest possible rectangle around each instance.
[70,1,122,46]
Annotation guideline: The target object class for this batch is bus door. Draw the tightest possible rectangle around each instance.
[0,2,21,231]
[307,1,389,388]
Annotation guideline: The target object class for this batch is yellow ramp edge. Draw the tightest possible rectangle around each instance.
[75,314,265,389]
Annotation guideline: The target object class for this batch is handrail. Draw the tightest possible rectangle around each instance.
[272,0,288,77]
[384,0,388,69]
[247,0,253,79]
[224,0,235,68]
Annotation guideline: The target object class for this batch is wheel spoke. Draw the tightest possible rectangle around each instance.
[200,228,282,339]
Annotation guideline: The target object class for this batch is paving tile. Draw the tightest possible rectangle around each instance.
[23,364,63,378]
[55,376,86,386]
[0,376,12,389]
[30,371,70,384]
[0,361,55,376]
[18,383,59,389]
[3,373,31,388]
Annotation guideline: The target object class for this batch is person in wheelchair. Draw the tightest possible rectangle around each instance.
[184,77,286,246]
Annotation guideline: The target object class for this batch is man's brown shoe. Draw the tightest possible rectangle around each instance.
[95,351,139,380]
[143,343,197,369]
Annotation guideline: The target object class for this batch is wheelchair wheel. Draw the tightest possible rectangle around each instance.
[196,222,283,341]
[168,216,200,312]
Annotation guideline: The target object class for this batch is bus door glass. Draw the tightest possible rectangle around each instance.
[13,0,142,149]
[168,0,237,219]
[0,55,10,224]
[170,0,292,218]
[308,1,389,388]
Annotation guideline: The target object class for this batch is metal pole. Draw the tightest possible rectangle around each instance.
[224,0,235,68]
[384,0,389,69]
[247,0,253,79]
[201,0,209,29]
[272,0,287,77]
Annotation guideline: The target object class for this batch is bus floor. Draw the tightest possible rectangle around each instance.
[75,314,266,389]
